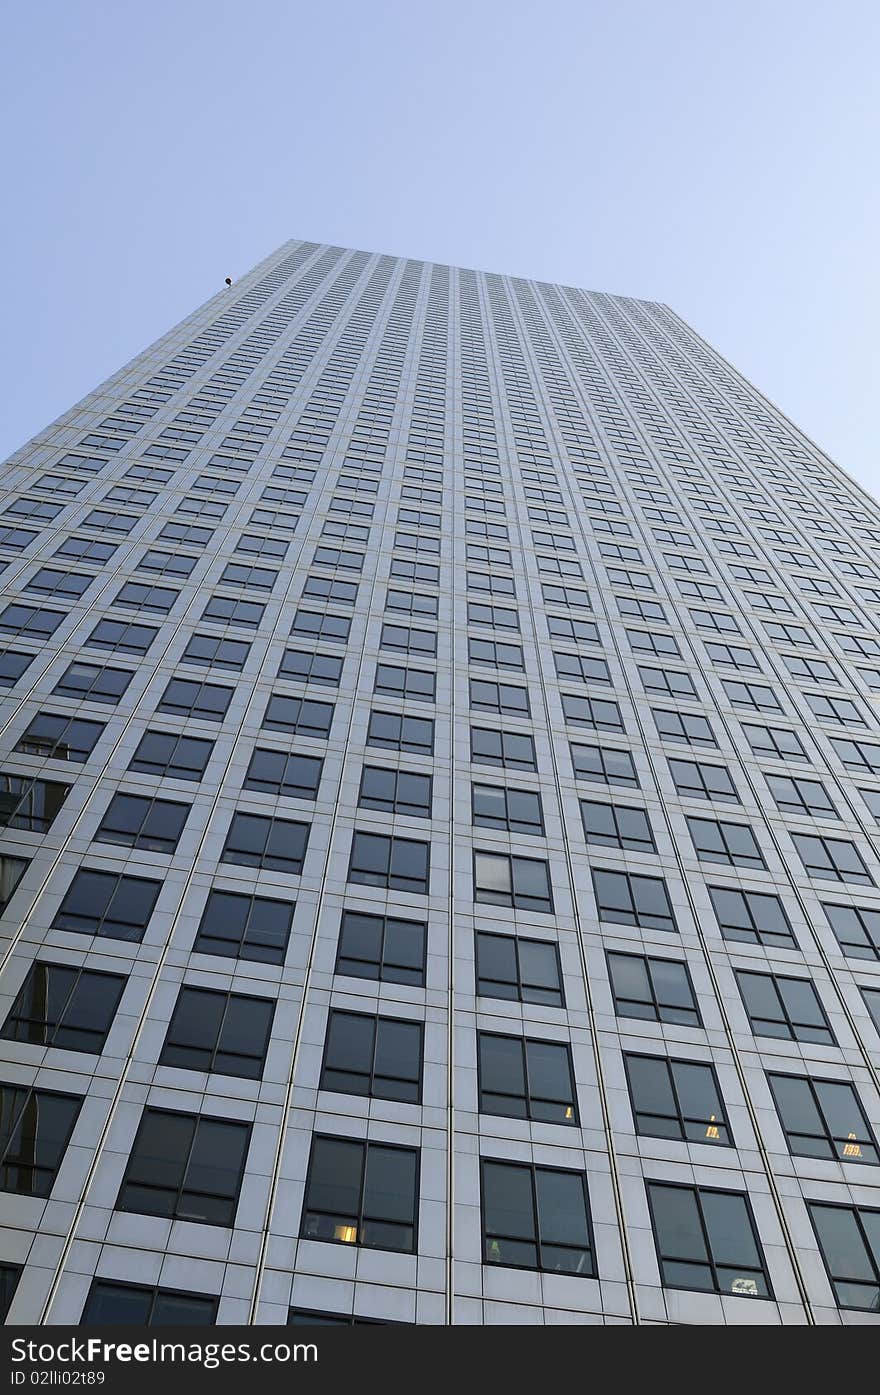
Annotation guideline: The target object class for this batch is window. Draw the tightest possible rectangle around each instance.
[475,930,563,1006]
[625,1055,730,1144]
[0,1084,82,1197]
[592,869,676,931]
[312,546,363,572]
[358,767,432,818]
[652,709,717,749]
[128,730,213,782]
[221,812,310,875]
[24,567,92,600]
[16,713,104,764]
[722,679,781,712]
[647,1183,771,1297]
[278,650,343,687]
[792,833,873,885]
[5,498,63,522]
[236,533,288,559]
[467,601,518,631]
[743,722,807,762]
[289,610,350,644]
[219,562,276,592]
[467,571,514,597]
[765,774,837,818]
[804,693,864,727]
[561,693,624,731]
[335,909,426,985]
[607,951,700,1026]
[0,604,65,640]
[768,1074,878,1164]
[639,667,697,699]
[83,510,136,534]
[0,1264,20,1322]
[0,775,70,832]
[543,583,591,610]
[474,851,552,912]
[0,650,34,687]
[765,621,814,646]
[138,548,197,578]
[628,629,680,658]
[320,1010,423,1102]
[202,595,264,628]
[379,623,437,657]
[861,985,880,1035]
[53,662,133,707]
[53,869,160,942]
[708,886,795,948]
[548,615,600,645]
[469,678,529,717]
[388,558,437,585]
[830,736,880,775]
[823,902,880,960]
[736,971,835,1045]
[82,1281,217,1326]
[193,890,294,965]
[554,652,611,685]
[472,783,543,835]
[580,799,655,852]
[705,642,760,671]
[1,961,125,1053]
[262,695,334,738]
[161,987,274,1079]
[157,677,232,722]
[690,608,740,635]
[468,637,524,670]
[372,662,435,703]
[669,759,739,803]
[348,832,429,895]
[95,793,189,853]
[181,635,250,670]
[784,655,837,683]
[481,1160,594,1276]
[117,1108,251,1226]
[570,741,638,787]
[687,816,765,868]
[243,748,322,800]
[114,582,178,614]
[301,1135,418,1253]
[618,596,665,622]
[478,1033,576,1123]
[470,726,536,771]
[0,527,37,551]
[367,710,434,755]
[808,1202,880,1311]
[86,619,157,656]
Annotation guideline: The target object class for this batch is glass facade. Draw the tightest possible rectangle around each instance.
[0,239,877,1324]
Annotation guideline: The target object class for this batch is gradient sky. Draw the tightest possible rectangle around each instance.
[2,1,878,492]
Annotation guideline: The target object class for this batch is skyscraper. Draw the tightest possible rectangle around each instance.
[0,238,878,1327]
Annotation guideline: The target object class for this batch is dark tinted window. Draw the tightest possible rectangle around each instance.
[1,962,125,1054]
[301,1136,418,1253]
[321,1010,423,1103]
[481,1160,594,1276]
[53,870,160,942]
[335,910,426,987]
[161,987,275,1080]
[117,1108,251,1226]
[82,1280,217,1326]
[192,890,294,965]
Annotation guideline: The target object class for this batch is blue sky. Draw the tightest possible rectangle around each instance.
[2,0,878,491]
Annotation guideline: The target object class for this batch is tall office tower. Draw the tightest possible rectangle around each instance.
[0,240,879,1329]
